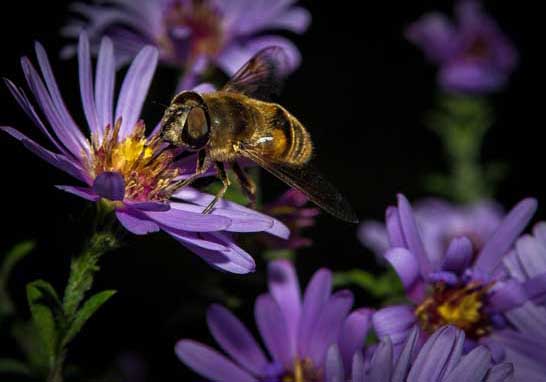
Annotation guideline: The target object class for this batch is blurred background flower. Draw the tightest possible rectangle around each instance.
[406,0,518,94]
[61,0,310,89]
[175,260,373,381]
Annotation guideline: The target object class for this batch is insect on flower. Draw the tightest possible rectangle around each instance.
[160,47,358,223]
[0,32,290,274]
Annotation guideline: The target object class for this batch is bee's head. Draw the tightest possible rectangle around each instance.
[160,91,211,151]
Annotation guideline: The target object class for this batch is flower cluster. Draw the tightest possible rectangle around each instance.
[1,33,289,274]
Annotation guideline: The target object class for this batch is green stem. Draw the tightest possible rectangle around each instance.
[47,352,65,382]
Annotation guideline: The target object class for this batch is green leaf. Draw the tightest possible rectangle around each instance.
[26,280,61,365]
[63,290,116,346]
[333,269,405,299]
[0,358,31,376]
[0,240,35,318]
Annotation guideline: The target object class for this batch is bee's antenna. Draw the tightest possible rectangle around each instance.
[152,100,170,109]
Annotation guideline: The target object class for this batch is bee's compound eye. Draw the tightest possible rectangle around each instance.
[183,107,210,150]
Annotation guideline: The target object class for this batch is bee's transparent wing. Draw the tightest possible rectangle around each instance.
[239,145,359,223]
[222,47,289,101]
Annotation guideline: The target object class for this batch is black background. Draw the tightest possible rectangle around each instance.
[0,1,543,380]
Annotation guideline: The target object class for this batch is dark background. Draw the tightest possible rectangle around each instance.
[0,1,543,380]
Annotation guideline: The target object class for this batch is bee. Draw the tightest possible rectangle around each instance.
[160,47,358,223]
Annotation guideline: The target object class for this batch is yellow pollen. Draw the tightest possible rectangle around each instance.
[87,119,179,202]
[437,291,482,329]
[281,358,322,382]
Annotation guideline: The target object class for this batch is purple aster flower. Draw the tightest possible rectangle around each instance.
[62,0,310,89]
[371,194,546,364]
[260,189,320,250]
[406,0,518,93]
[1,32,289,274]
[326,325,514,382]
[359,198,504,266]
[175,260,373,381]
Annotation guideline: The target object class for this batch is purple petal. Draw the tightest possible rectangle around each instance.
[269,7,311,33]
[124,201,170,212]
[93,171,125,201]
[439,63,507,94]
[207,304,268,375]
[95,37,116,139]
[524,273,546,305]
[397,194,433,275]
[173,232,256,274]
[173,189,289,239]
[352,352,365,382]
[385,247,420,291]
[32,43,89,156]
[488,280,529,312]
[192,82,216,94]
[325,346,344,382]
[533,222,546,244]
[358,220,390,256]
[515,234,546,278]
[78,32,100,134]
[144,203,231,232]
[442,236,473,273]
[298,268,332,356]
[306,290,354,365]
[167,231,229,252]
[386,206,406,247]
[407,326,463,381]
[0,126,88,183]
[373,305,416,346]
[443,346,491,382]
[338,308,373,372]
[392,326,419,382]
[175,340,257,382]
[492,330,546,369]
[55,185,99,202]
[475,198,537,276]
[268,260,301,358]
[406,12,457,63]
[485,363,514,382]
[115,209,159,235]
[369,336,393,382]
[427,271,459,285]
[254,294,292,368]
[114,45,158,139]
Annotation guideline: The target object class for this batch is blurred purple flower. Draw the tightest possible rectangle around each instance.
[406,0,518,93]
[260,189,320,250]
[1,32,289,274]
[175,260,373,381]
[359,198,504,265]
[326,325,514,382]
[62,0,310,89]
[371,195,546,364]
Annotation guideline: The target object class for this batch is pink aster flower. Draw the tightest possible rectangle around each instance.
[61,0,310,88]
[1,32,289,274]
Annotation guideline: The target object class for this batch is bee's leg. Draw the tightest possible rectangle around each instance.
[168,150,210,193]
[202,162,230,214]
[232,161,256,209]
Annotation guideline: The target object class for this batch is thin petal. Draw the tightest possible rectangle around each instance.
[368,336,393,382]
[115,209,159,235]
[405,12,457,63]
[443,346,492,382]
[397,194,433,275]
[115,46,158,139]
[298,268,332,356]
[93,171,125,201]
[78,32,100,134]
[268,260,301,358]
[392,326,419,382]
[325,346,344,382]
[385,247,420,291]
[442,236,473,273]
[485,363,514,382]
[386,206,406,247]
[207,304,268,375]
[475,198,537,275]
[351,352,365,382]
[95,37,116,139]
[144,203,231,232]
[269,7,311,33]
[254,294,292,368]
[55,185,99,202]
[306,290,354,365]
[373,305,416,346]
[358,220,390,256]
[338,308,373,372]
[515,234,546,278]
[175,340,257,382]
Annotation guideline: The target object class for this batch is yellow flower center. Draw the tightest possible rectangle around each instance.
[87,119,179,202]
[281,358,322,382]
[416,282,493,339]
